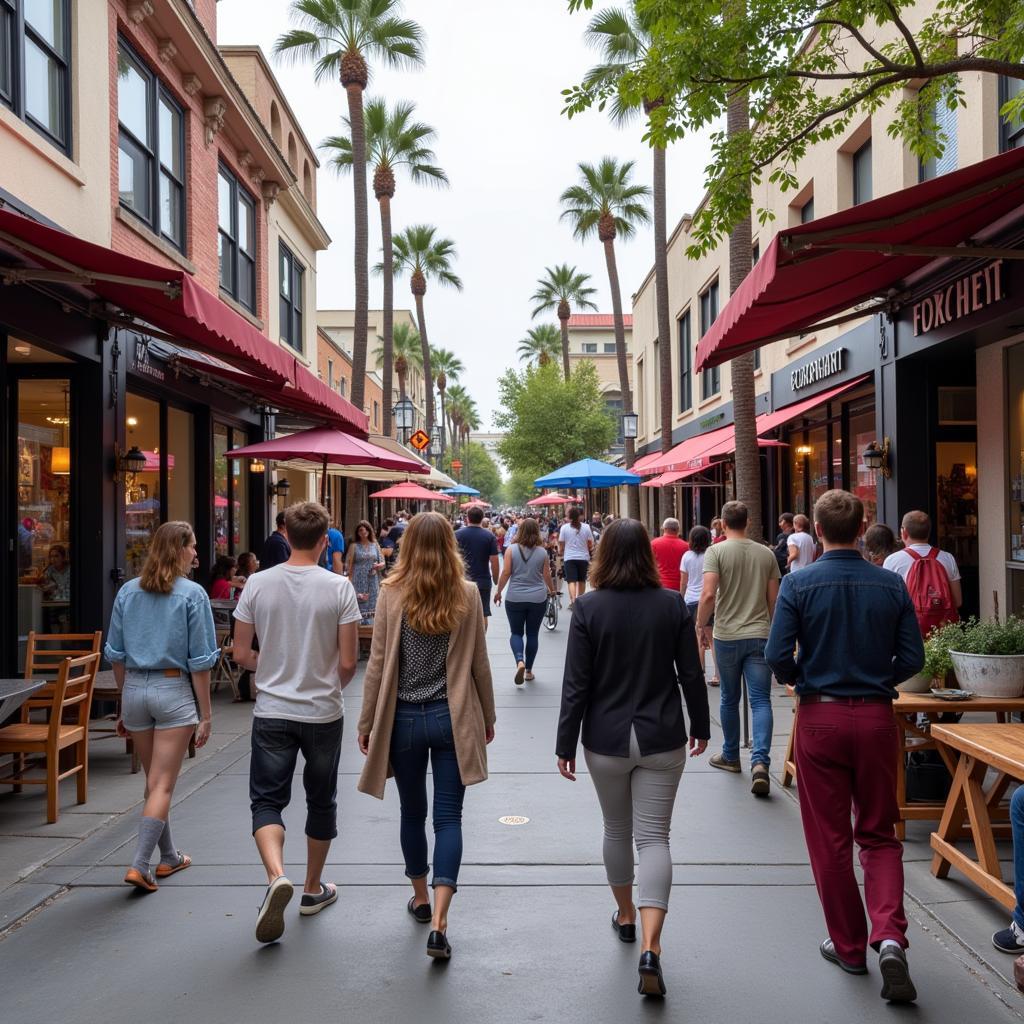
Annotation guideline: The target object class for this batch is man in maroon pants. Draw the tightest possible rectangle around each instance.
[765,490,924,1004]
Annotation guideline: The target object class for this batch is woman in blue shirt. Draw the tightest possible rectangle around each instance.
[105,521,220,893]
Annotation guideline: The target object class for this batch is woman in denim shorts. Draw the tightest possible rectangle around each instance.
[105,522,219,892]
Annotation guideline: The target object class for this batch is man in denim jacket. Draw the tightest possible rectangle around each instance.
[766,489,924,1005]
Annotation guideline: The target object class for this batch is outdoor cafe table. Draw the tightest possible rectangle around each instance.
[929,723,1024,911]
[0,678,45,722]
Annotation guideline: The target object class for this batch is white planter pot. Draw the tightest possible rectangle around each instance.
[896,672,934,694]
[949,651,1024,698]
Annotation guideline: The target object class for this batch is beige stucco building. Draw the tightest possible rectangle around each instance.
[567,313,633,457]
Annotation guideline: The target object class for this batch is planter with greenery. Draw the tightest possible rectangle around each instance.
[922,617,1024,697]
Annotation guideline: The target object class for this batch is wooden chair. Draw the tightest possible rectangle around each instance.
[358,624,374,660]
[212,627,241,700]
[20,631,103,721]
[0,652,101,822]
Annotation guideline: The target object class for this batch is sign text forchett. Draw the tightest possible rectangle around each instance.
[791,348,845,392]
[912,260,1004,337]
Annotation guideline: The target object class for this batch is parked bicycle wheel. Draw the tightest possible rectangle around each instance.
[544,593,558,631]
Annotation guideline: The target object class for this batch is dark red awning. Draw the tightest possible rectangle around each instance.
[696,147,1024,371]
[0,208,368,435]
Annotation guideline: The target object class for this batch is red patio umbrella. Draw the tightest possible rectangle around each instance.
[526,492,572,507]
[226,426,427,504]
[370,482,454,503]
[460,499,490,509]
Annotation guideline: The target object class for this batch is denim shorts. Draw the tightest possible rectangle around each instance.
[121,670,199,732]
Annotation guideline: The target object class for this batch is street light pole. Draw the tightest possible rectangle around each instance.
[393,397,415,446]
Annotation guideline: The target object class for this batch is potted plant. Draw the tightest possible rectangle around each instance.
[933,617,1024,697]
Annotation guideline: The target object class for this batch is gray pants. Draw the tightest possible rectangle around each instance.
[584,730,686,911]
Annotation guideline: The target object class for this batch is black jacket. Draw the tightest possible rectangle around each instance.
[556,587,710,760]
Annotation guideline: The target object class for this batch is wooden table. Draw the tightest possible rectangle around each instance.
[0,679,45,722]
[929,723,1024,910]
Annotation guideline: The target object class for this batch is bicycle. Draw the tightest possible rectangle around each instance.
[544,589,561,632]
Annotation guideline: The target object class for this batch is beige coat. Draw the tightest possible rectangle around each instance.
[356,580,496,800]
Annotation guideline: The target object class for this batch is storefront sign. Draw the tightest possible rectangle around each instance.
[791,348,846,392]
[133,339,166,382]
[699,411,725,430]
[911,260,1005,337]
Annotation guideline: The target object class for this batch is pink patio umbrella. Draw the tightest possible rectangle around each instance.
[460,499,490,509]
[526,492,572,507]
[370,481,454,504]
[226,426,426,504]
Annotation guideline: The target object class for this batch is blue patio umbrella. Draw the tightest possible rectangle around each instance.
[441,484,481,496]
[534,458,640,489]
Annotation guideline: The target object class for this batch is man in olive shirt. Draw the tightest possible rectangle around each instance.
[696,500,781,796]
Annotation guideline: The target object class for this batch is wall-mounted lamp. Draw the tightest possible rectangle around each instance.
[250,460,266,474]
[621,411,639,439]
[863,437,892,478]
[114,444,148,483]
[270,477,291,500]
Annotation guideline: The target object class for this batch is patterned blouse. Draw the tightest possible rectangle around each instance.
[397,615,450,703]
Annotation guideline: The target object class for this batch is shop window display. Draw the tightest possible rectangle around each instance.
[125,393,161,579]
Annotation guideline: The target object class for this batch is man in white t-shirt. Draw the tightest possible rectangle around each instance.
[233,501,361,944]
[787,514,817,573]
[882,509,963,609]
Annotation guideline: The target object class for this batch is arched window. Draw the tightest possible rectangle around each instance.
[303,160,313,202]
[270,101,281,147]
[287,132,297,172]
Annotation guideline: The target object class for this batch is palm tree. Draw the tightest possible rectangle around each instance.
[275,0,424,428]
[322,97,447,438]
[373,321,421,405]
[445,382,470,460]
[429,347,463,459]
[560,157,650,519]
[385,225,463,445]
[517,325,562,368]
[530,264,597,380]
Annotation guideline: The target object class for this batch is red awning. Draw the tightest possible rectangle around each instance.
[0,208,368,435]
[643,424,735,476]
[641,466,707,487]
[753,376,870,436]
[696,147,1024,371]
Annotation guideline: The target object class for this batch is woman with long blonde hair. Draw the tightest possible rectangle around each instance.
[105,522,219,892]
[357,512,496,960]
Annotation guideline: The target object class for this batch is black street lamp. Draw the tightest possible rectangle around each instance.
[621,411,639,440]
[393,397,415,443]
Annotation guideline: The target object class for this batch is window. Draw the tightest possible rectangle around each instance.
[279,243,304,351]
[0,0,71,151]
[373,400,379,428]
[920,91,958,180]
[117,41,185,249]
[700,280,720,399]
[1001,77,1024,152]
[749,246,761,371]
[603,342,616,353]
[582,342,597,354]
[853,139,872,204]
[219,165,257,311]
[326,358,333,389]
[678,311,691,412]
[653,338,661,423]
[800,197,815,223]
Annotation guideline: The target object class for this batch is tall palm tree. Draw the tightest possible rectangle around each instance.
[560,157,650,519]
[530,264,597,380]
[517,324,562,368]
[275,0,424,428]
[445,382,470,460]
[429,346,463,458]
[322,97,447,438]
[372,321,421,405]
[385,224,463,446]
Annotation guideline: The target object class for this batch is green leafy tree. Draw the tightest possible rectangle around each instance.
[530,264,598,380]
[560,158,650,518]
[430,347,463,458]
[495,362,617,483]
[322,97,447,438]
[372,321,421,402]
[443,442,500,499]
[517,324,563,369]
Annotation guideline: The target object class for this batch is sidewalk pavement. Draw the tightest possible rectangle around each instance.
[1,604,1023,1023]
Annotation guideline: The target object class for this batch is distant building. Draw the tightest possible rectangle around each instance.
[469,432,507,476]
[567,314,633,455]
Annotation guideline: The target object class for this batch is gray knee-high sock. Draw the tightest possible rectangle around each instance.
[131,816,165,875]
[157,819,178,865]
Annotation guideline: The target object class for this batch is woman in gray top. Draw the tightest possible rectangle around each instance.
[494,518,557,685]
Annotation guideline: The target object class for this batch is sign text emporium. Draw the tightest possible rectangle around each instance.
[791,348,845,392]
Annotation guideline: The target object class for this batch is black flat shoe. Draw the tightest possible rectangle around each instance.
[637,951,666,997]
[819,938,868,975]
[612,910,637,943]
[427,930,452,960]
[407,896,432,924]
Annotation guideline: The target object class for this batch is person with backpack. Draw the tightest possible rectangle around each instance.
[882,511,961,636]
[773,513,794,577]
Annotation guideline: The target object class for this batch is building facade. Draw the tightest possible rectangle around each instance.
[566,313,632,457]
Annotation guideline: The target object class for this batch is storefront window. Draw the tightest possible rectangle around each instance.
[848,408,877,525]
[17,378,73,641]
[125,393,161,579]
[213,421,248,557]
[807,424,830,505]
[791,433,807,516]
[935,441,978,570]
[214,422,229,557]
[167,406,194,524]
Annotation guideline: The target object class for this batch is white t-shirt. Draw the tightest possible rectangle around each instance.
[234,563,362,723]
[883,543,961,583]
[787,530,816,572]
[559,522,594,562]
[680,549,705,605]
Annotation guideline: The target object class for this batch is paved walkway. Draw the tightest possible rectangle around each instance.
[1,604,1023,1023]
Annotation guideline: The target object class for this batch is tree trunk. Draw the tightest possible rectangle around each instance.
[414,292,435,447]
[559,312,571,381]
[439,388,447,458]
[603,237,640,521]
[379,194,394,438]
[653,143,675,518]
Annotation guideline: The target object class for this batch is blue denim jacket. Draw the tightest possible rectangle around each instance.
[764,549,924,698]
[104,576,220,673]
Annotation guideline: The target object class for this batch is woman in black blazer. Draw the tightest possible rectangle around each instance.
[556,518,710,999]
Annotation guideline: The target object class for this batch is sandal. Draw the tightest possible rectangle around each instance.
[155,851,192,878]
[124,868,158,893]
[524,671,535,682]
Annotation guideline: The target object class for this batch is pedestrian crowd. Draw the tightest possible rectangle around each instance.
[98,483,1011,1008]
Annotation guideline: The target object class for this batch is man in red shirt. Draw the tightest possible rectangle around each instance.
[651,518,689,591]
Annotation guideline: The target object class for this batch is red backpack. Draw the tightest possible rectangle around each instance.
[904,547,958,637]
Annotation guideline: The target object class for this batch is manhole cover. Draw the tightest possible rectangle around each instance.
[498,815,530,826]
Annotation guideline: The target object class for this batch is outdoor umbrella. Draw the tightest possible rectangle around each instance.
[460,499,489,509]
[526,492,573,507]
[370,482,454,503]
[441,484,481,496]
[226,426,426,504]
[534,458,640,515]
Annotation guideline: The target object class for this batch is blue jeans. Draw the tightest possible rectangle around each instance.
[505,600,547,669]
[714,637,773,767]
[389,700,466,890]
[1013,787,1024,930]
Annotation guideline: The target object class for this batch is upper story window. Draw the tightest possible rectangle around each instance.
[279,242,304,352]
[678,310,692,413]
[700,279,720,399]
[800,197,815,223]
[920,92,958,180]
[326,357,334,388]
[117,41,185,250]
[0,0,71,153]
[1000,77,1024,152]
[750,242,761,371]
[582,342,597,353]
[603,342,616,353]
[218,165,257,312]
[852,139,872,204]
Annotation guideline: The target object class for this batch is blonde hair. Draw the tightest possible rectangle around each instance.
[384,512,467,634]
[140,521,194,595]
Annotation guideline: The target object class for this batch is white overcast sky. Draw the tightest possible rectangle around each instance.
[218,0,714,429]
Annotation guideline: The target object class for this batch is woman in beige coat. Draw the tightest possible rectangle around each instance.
[358,512,496,960]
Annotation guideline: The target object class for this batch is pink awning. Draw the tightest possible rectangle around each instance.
[370,482,454,503]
